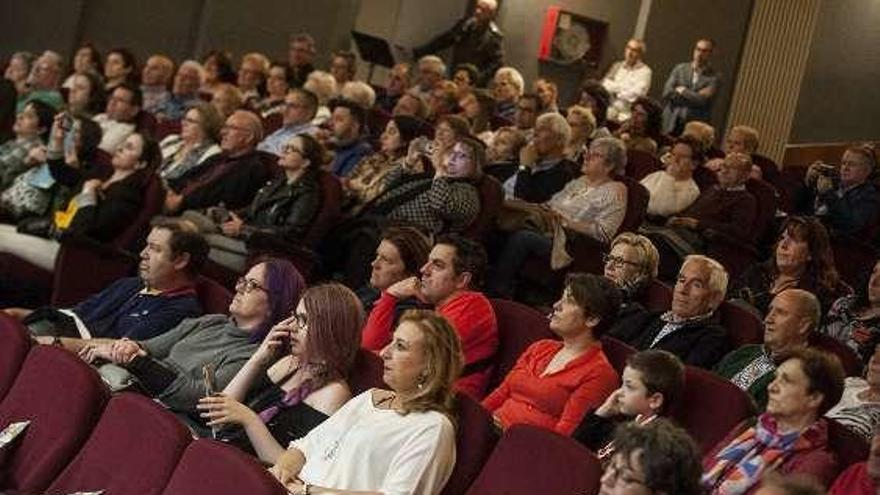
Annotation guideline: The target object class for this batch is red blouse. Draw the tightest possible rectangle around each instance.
[482,339,619,435]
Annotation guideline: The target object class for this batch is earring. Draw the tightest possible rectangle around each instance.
[417,374,427,390]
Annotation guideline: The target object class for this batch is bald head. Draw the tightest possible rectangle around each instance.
[220,110,263,155]
[763,288,820,356]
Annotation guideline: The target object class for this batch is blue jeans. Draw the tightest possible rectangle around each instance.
[488,229,552,298]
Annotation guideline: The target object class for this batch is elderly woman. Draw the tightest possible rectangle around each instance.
[256,62,292,118]
[159,102,223,187]
[302,70,337,126]
[703,348,845,493]
[823,260,880,364]
[734,216,850,315]
[806,144,880,237]
[641,135,702,218]
[0,130,159,270]
[483,273,620,434]
[485,126,526,182]
[488,137,628,298]
[237,52,270,108]
[493,66,524,121]
[0,100,55,191]
[615,96,663,155]
[358,225,432,313]
[825,345,880,442]
[604,233,660,334]
[270,310,461,495]
[564,105,597,163]
[84,259,304,413]
[197,283,364,463]
[196,134,325,271]
[4,52,36,96]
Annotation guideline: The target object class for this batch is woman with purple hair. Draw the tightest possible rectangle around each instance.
[197,283,365,463]
[82,258,305,415]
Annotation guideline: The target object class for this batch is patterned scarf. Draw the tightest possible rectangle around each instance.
[702,413,827,495]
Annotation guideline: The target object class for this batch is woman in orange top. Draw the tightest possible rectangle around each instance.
[482,273,621,435]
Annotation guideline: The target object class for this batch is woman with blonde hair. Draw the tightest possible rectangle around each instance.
[270,309,462,495]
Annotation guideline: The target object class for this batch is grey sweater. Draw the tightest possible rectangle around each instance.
[140,314,260,412]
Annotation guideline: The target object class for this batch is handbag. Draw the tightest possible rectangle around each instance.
[97,363,138,392]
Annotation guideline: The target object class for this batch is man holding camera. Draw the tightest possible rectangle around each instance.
[806,145,880,237]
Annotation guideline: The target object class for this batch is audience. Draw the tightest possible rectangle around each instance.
[459,87,494,137]
[270,310,461,495]
[18,50,64,112]
[140,54,174,115]
[483,273,621,435]
[197,283,364,463]
[453,64,479,99]
[410,55,446,102]
[254,62,291,118]
[603,233,660,335]
[155,60,204,121]
[602,38,652,124]
[340,81,377,110]
[327,99,372,177]
[577,80,613,139]
[640,135,702,218]
[533,77,559,114]
[512,92,539,139]
[392,91,429,120]
[611,254,731,368]
[287,33,316,88]
[661,38,721,136]
[257,88,319,157]
[492,66,524,121]
[83,259,304,414]
[573,350,685,461]
[715,289,821,409]
[302,70,337,125]
[823,260,880,364]
[158,101,223,184]
[93,82,142,154]
[0,100,55,191]
[703,348,845,492]
[362,234,498,399]
[503,111,577,203]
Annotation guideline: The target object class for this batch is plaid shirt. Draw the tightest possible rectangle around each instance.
[0,135,43,190]
[386,176,480,234]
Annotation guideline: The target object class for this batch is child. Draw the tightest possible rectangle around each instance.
[572,349,684,461]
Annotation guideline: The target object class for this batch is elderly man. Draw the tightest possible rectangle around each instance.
[602,39,652,124]
[2,219,206,350]
[141,54,174,115]
[807,145,880,237]
[411,55,446,101]
[392,91,429,120]
[237,52,270,107]
[288,33,316,88]
[715,289,820,408]
[377,63,411,114]
[414,0,504,86]
[611,254,731,368]
[503,112,578,203]
[661,38,721,135]
[93,83,142,153]
[164,110,270,213]
[156,60,205,122]
[328,99,372,177]
[361,234,498,399]
[18,50,64,112]
[257,88,318,156]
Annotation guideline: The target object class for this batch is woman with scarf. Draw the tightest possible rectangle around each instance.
[702,348,845,494]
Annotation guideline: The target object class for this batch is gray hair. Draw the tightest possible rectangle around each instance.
[304,70,337,104]
[178,60,206,84]
[535,112,571,147]
[590,137,627,175]
[418,55,446,77]
[682,255,729,305]
[340,81,376,109]
[494,67,524,96]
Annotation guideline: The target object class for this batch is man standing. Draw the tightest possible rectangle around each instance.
[257,88,318,156]
[661,39,721,135]
[414,0,504,86]
[602,39,652,124]
[288,33,317,88]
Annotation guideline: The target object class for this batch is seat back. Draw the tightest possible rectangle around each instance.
[161,439,287,495]
[719,300,764,348]
[0,314,30,400]
[441,394,500,495]
[349,349,386,395]
[744,177,778,245]
[302,170,342,249]
[640,279,673,312]
[826,417,870,472]
[488,298,555,391]
[194,274,234,315]
[0,346,109,492]
[262,112,283,136]
[112,172,165,252]
[463,174,504,243]
[155,120,182,140]
[809,333,864,377]
[47,393,192,495]
[625,149,661,181]
[618,175,650,234]
[669,366,757,455]
[601,336,637,377]
[51,235,139,307]
[831,236,878,289]
[466,424,602,495]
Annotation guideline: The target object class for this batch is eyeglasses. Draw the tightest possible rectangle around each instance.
[603,254,642,269]
[235,277,268,294]
[182,117,201,125]
[284,102,309,109]
[604,460,647,487]
[288,311,308,332]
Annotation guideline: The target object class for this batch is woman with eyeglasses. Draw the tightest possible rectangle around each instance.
[482,273,621,435]
[82,259,305,415]
[603,233,660,338]
[196,283,364,463]
[158,102,223,187]
[196,133,324,271]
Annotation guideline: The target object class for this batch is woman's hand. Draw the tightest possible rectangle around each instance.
[221,212,245,237]
[269,449,303,486]
[26,145,47,166]
[50,112,68,148]
[253,321,292,365]
[595,388,624,418]
[110,338,145,364]
[197,394,260,427]
[81,178,104,195]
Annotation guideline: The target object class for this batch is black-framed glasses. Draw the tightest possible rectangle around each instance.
[602,254,642,269]
[288,311,308,332]
[235,277,268,294]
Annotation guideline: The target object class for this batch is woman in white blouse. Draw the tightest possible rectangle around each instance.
[269,310,462,495]
[488,137,628,299]
[640,135,702,219]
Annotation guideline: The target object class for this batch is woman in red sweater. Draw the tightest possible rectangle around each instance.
[482,273,621,435]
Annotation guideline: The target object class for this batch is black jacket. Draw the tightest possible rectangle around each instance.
[175,150,271,212]
[512,158,579,204]
[414,18,504,86]
[241,169,322,243]
[611,311,731,369]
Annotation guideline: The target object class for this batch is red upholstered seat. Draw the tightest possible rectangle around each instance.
[262,112,283,136]
[488,298,554,391]
[626,149,662,181]
[155,119,182,140]
[161,439,287,495]
[348,348,386,395]
[719,300,764,348]
[0,314,30,400]
[194,274,233,315]
[601,336,637,377]
[46,392,192,495]
[441,394,500,495]
[50,235,139,307]
[669,366,757,455]
[0,346,109,493]
[810,332,864,377]
[826,417,870,473]
[463,174,504,244]
[465,424,602,495]
[640,279,673,312]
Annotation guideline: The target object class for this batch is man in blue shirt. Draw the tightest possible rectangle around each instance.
[257,88,319,156]
[328,98,372,177]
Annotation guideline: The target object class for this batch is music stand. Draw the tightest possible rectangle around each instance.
[351,30,397,83]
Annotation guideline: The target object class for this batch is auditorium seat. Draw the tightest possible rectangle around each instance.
[161,439,287,495]
[194,274,233,315]
[465,424,602,495]
[45,392,192,495]
[463,174,504,245]
[669,365,757,455]
[601,336,637,377]
[50,234,139,307]
[809,332,864,377]
[441,394,499,495]
[826,417,870,473]
[488,298,554,391]
[719,299,764,348]
[625,148,662,181]
[348,348,386,395]
[112,171,166,253]
[0,313,30,400]
[0,345,109,493]
[640,279,673,312]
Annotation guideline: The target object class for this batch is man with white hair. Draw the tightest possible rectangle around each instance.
[610,255,731,368]
[493,66,524,121]
[141,54,175,115]
[412,55,445,101]
[602,38,652,123]
[157,60,205,121]
[414,0,504,86]
[503,112,578,203]
[18,50,64,112]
